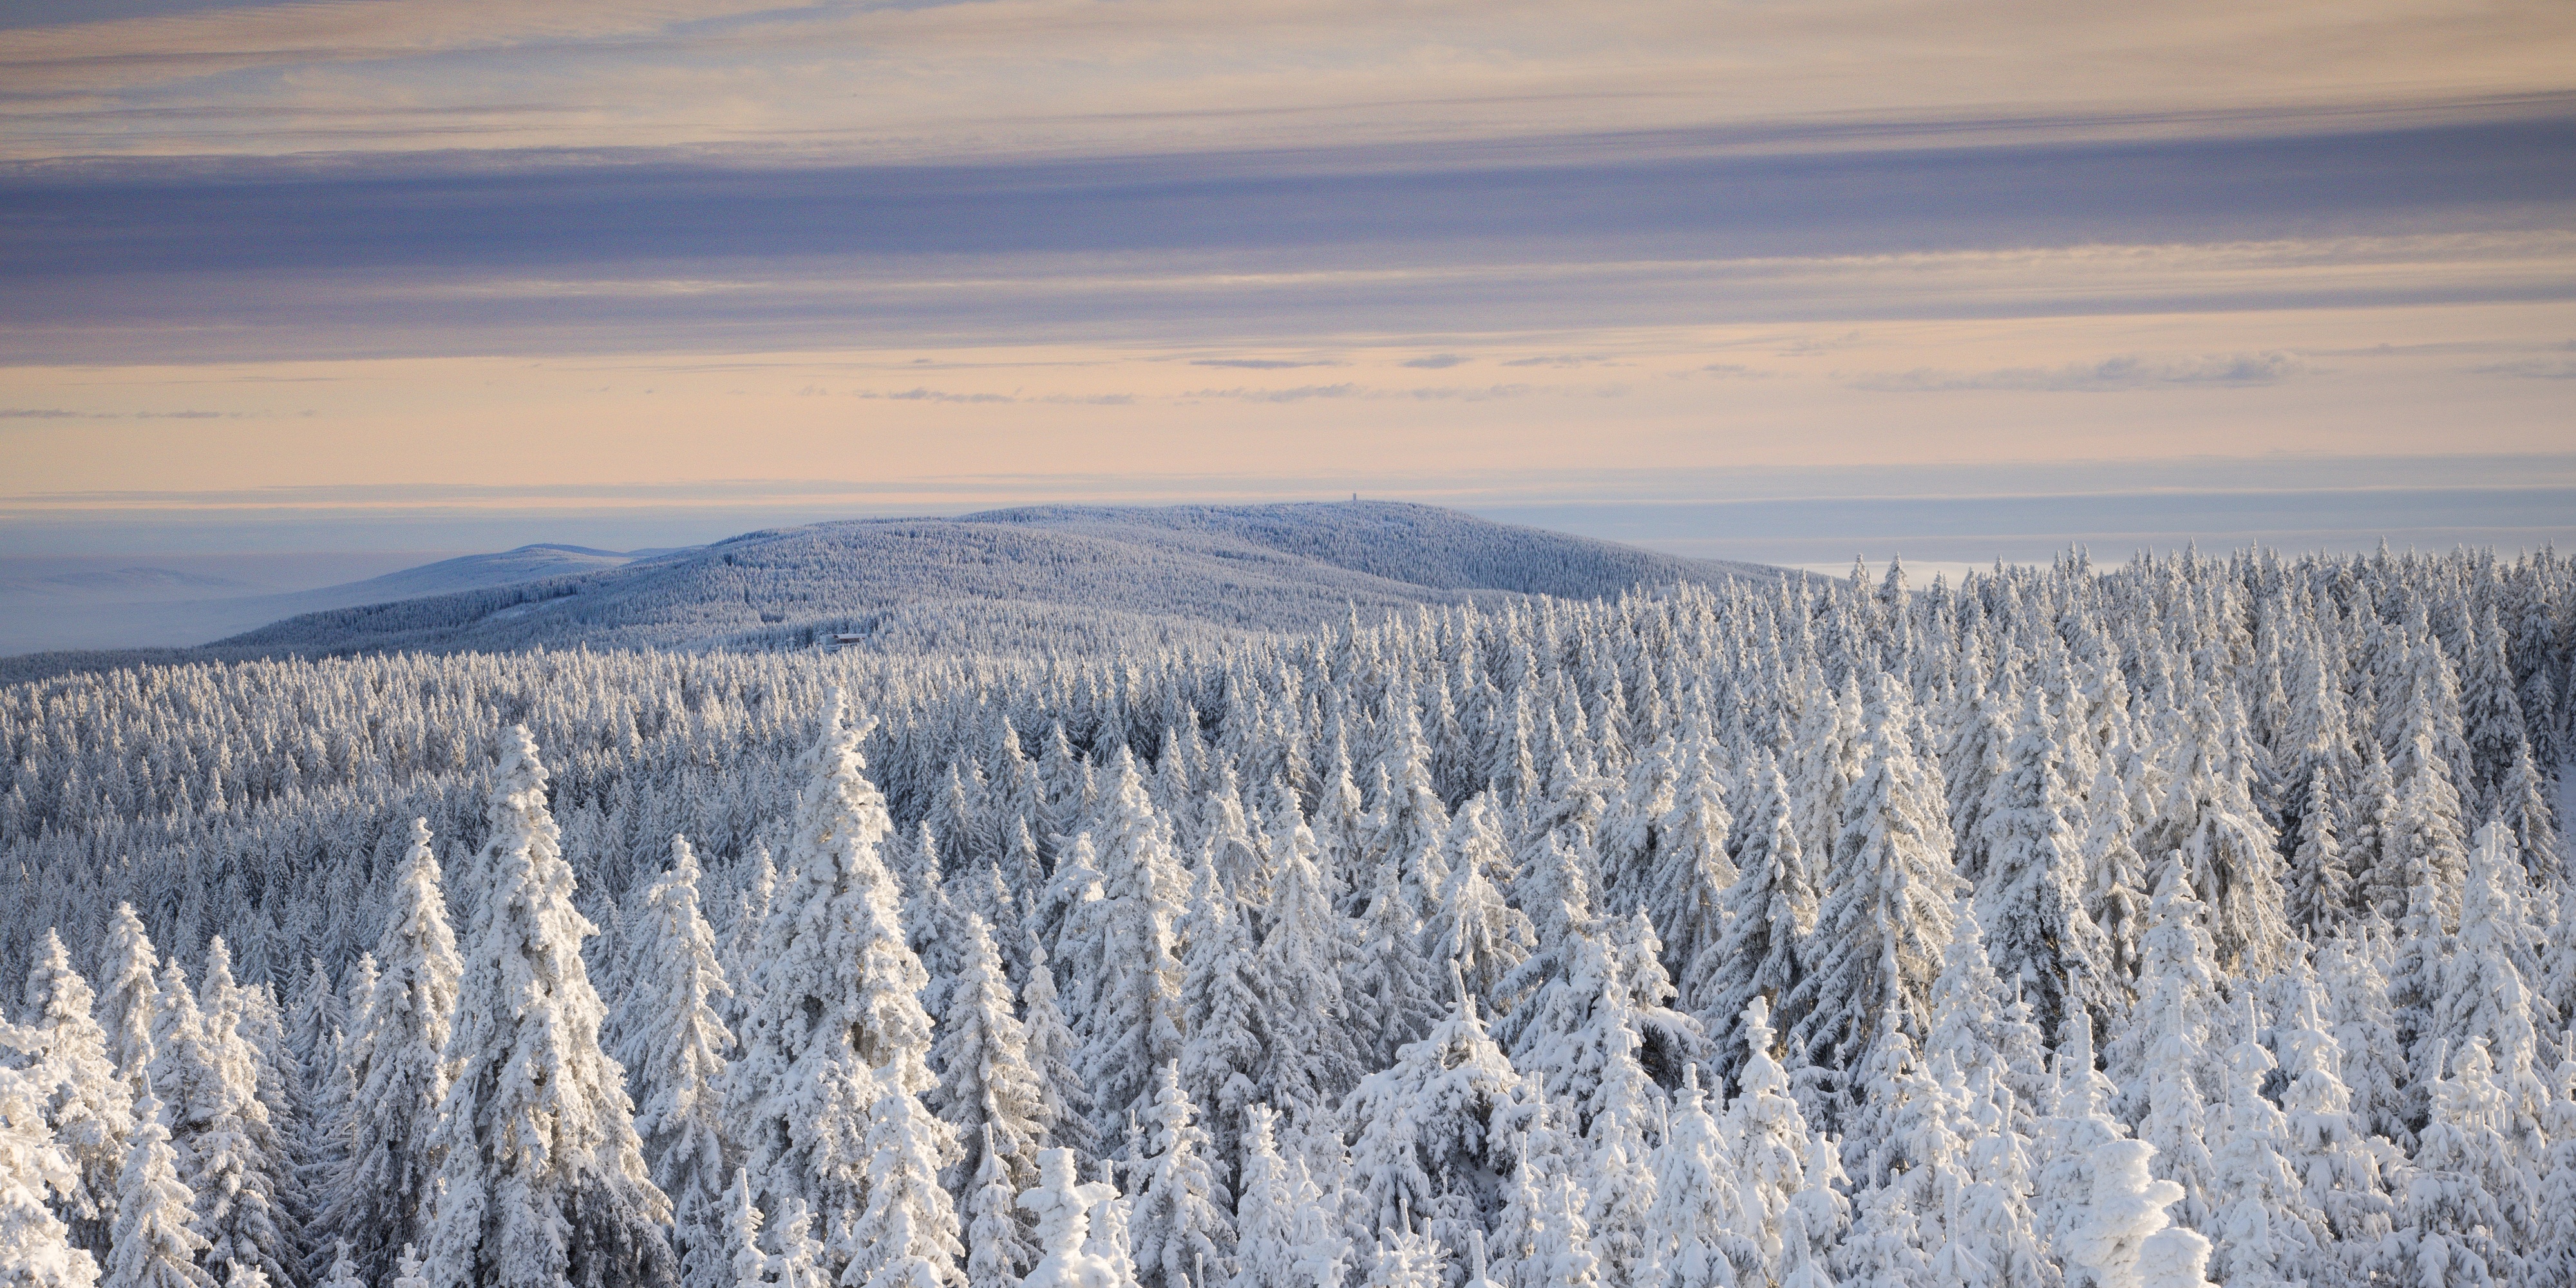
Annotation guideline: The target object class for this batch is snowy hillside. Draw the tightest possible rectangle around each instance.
[207,502,1781,658]
[2,544,2570,1288]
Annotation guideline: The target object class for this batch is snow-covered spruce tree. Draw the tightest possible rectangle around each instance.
[1685,750,1811,1085]
[896,822,963,1027]
[2150,696,2293,976]
[2077,759,2150,1002]
[2271,964,2394,1267]
[2494,742,2559,878]
[312,816,460,1286]
[2533,1034,2576,1288]
[2347,743,2405,922]
[104,1090,211,1288]
[2204,1001,2324,1288]
[1496,918,1664,1166]
[934,911,1045,1198]
[724,1170,770,1288]
[1341,969,1549,1259]
[2401,1037,2535,1283]
[2430,822,2555,1148]
[313,1245,363,1288]
[134,939,293,1288]
[1347,862,1440,1071]
[1068,752,1188,1146]
[1363,1219,1444,1288]
[1365,705,1452,915]
[1974,688,2112,1044]
[97,907,160,1101]
[1923,897,2047,1128]
[2034,1008,2130,1288]
[1643,1065,1756,1288]
[1173,867,1261,1188]
[1726,996,1844,1277]
[2108,860,2222,1233]
[963,1126,1033,1288]
[1421,798,1531,1012]
[2284,773,2351,931]
[1832,1023,1953,1282]
[771,1200,832,1288]
[721,846,776,1032]
[2070,1139,2185,1288]
[424,726,677,1288]
[1522,1166,1602,1288]
[1017,1149,1124,1288]
[0,1029,99,1288]
[2132,1227,2218,1288]
[724,692,943,1271]
[2315,927,2411,1146]
[616,835,739,1288]
[1501,920,1692,1283]
[1780,676,1962,1132]
[846,1063,966,1288]
[1255,812,1361,1143]
[1951,1064,2052,1288]
[390,1246,430,1288]
[1081,1155,1137,1287]
[1225,1107,1295,1288]
[1123,1065,1233,1288]
[20,929,132,1253]
[281,960,344,1109]
[1018,936,1097,1163]
[1638,740,1734,988]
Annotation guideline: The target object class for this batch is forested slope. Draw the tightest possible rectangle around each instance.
[205,502,1778,658]
[3,544,2573,1288]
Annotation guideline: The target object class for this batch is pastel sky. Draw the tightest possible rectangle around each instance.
[4,0,2573,571]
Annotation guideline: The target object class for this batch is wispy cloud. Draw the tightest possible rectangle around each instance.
[2474,357,2576,379]
[1400,354,1468,369]
[1851,352,2304,393]
[3,0,2568,163]
[1180,381,1544,403]
[1182,383,1359,402]
[1188,358,1340,370]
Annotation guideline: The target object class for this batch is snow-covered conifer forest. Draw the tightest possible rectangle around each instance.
[6,543,2576,1287]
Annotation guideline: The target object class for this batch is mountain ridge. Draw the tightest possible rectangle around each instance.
[204,502,1783,659]
[3,503,1786,682]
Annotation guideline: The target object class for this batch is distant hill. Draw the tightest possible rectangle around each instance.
[254,544,648,614]
[0,544,669,670]
[0,565,260,600]
[204,503,1783,659]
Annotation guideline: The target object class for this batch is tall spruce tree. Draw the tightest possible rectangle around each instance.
[725,693,943,1273]
[424,727,677,1288]
[313,817,459,1285]
[1781,676,1962,1130]
[617,836,739,1288]
[19,931,132,1255]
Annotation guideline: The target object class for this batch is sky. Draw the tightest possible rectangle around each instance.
[3,0,2573,580]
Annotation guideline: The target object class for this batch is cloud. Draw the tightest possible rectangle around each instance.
[1,408,95,418]
[5,0,2570,170]
[1402,383,1535,401]
[1179,382,1537,403]
[857,387,1015,403]
[1189,358,1340,370]
[1850,352,2304,393]
[1183,383,1359,402]
[2474,357,2576,380]
[1399,354,1468,369]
